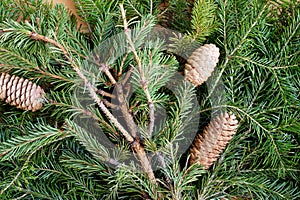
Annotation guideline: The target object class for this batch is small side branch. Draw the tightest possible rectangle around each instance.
[120,4,155,138]
[29,31,69,57]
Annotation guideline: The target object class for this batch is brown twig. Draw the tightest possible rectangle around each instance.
[120,4,155,138]
[99,63,117,85]
[118,52,129,77]
[92,57,138,139]
[119,4,156,181]
[97,89,116,99]
[95,61,138,139]
[29,31,70,57]
[115,84,138,138]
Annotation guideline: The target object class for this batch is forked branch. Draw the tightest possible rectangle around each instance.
[18,27,157,182]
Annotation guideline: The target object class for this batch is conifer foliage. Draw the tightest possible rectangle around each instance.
[0,0,299,199]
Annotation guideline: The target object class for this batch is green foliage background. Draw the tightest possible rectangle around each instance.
[0,0,299,199]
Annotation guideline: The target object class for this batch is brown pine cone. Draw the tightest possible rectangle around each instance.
[185,44,220,86]
[189,112,239,169]
[0,72,45,111]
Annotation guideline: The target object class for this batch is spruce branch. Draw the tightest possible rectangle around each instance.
[204,3,268,105]
[18,17,157,182]
[19,30,136,143]
[2,24,133,139]
[0,124,70,195]
[0,149,34,195]
[189,0,217,43]
[120,4,155,138]
[65,120,122,167]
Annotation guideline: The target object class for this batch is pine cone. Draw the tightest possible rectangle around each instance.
[0,72,45,111]
[189,112,239,169]
[185,44,220,86]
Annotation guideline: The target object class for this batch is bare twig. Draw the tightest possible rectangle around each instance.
[120,4,155,138]
[95,60,138,139]
[93,57,138,139]
[97,89,116,99]
[115,84,138,138]
[120,4,156,182]
[118,52,129,77]
[99,63,117,85]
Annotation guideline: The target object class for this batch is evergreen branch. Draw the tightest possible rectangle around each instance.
[120,4,156,182]
[189,0,217,42]
[60,150,105,174]
[0,125,70,159]
[239,168,300,173]
[48,97,119,137]
[232,55,299,70]
[0,47,38,68]
[12,186,58,200]
[65,120,122,167]
[246,76,267,112]
[198,105,270,133]
[204,3,268,104]
[0,47,74,85]
[72,0,92,33]
[0,141,52,195]
[0,154,32,195]
[36,167,98,199]
[23,30,134,143]
[120,4,155,138]
[275,15,300,61]
[126,0,143,17]
[29,31,70,57]
[12,193,29,200]
[29,26,155,182]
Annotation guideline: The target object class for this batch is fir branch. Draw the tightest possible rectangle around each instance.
[204,2,268,105]
[120,4,157,182]
[189,0,217,42]
[20,30,135,143]
[0,124,70,160]
[65,120,122,167]
[0,151,33,195]
[120,4,155,138]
